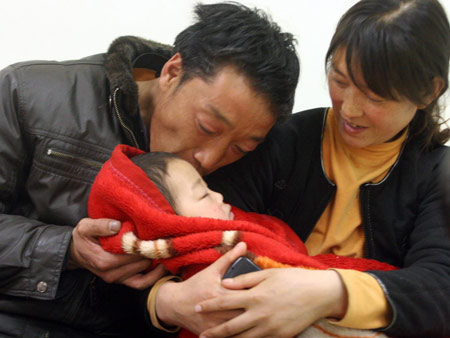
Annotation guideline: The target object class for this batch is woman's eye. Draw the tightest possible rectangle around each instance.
[368,97,383,103]
[333,77,347,87]
[366,93,385,103]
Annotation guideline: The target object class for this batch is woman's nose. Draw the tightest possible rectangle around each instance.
[341,87,364,118]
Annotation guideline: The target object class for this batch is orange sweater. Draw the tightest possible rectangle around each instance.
[306,108,406,329]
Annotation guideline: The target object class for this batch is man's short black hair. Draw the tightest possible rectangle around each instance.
[174,2,300,121]
[131,152,180,211]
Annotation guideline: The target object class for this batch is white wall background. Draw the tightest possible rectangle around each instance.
[1,0,449,127]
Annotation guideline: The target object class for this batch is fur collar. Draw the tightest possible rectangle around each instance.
[104,35,173,117]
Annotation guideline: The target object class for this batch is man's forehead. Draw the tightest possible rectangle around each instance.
[207,104,232,127]
[205,104,272,142]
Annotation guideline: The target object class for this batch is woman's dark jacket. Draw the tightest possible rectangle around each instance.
[207,108,450,337]
[0,36,172,337]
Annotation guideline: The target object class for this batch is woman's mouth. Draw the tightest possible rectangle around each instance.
[343,119,367,135]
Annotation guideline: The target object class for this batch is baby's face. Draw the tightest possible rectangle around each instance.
[166,159,234,220]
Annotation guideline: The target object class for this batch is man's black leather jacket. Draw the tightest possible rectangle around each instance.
[0,36,172,337]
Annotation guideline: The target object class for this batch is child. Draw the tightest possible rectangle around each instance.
[91,144,321,272]
[89,144,396,338]
[130,151,235,222]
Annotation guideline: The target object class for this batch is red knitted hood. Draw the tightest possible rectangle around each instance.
[89,144,397,277]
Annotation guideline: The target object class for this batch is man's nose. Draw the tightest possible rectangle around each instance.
[193,145,227,175]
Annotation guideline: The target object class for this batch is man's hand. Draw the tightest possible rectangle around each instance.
[69,218,166,289]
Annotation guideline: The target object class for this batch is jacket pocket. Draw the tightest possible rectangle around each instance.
[27,140,112,225]
[31,140,111,184]
[46,148,103,170]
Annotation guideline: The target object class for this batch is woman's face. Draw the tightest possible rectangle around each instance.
[328,49,420,148]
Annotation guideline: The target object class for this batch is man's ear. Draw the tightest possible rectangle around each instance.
[159,53,183,91]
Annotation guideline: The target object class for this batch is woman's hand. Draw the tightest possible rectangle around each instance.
[154,242,248,335]
[196,268,348,338]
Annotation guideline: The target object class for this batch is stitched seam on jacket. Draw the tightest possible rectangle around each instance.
[26,127,113,156]
[31,161,96,185]
[2,67,28,208]
[11,60,104,71]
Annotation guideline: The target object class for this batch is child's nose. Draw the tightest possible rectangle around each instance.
[211,190,224,203]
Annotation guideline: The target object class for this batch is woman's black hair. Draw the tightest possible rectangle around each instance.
[326,0,450,149]
[174,2,300,122]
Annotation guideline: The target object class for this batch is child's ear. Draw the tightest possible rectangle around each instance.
[159,53,183,92]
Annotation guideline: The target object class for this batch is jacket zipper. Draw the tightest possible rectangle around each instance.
[46,148,103,169]
[112,87,140,149]
[360,131,409,258]
[304,108,337,240]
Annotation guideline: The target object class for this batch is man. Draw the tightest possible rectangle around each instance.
[0,2,299,337]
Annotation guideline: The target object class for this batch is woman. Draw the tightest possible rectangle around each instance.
[187,0,449,337]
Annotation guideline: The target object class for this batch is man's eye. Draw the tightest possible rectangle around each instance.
[234,145,248,154]
[201,192,209,199]
[199,123,215,135]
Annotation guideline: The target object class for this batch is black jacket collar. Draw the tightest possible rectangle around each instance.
[104,35,173,118]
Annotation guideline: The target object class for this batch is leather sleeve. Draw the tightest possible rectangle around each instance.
[0,65,73,300]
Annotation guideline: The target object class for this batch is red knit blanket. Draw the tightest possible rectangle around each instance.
[88,145,398,338]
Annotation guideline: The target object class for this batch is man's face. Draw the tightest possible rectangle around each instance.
[166,158,234,220]
[150,56,275,176]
